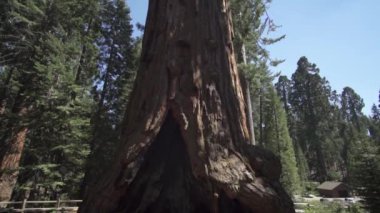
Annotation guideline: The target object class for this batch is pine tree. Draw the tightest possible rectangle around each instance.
[324,90,345,180]
[81,0,135,196]
[368,90,380,144]
[19,0,99,199]
[0,0,52,201]
[276,75,308,188]
[352,91,380,212]
[275,75,292,115]
[261,87,301,194]
[289,56,334,182]
[339,87,368,182]
[341,87,366,131]
[230,0,263,145]
[352,141,380,213]
[0,0,99,201]
[230,0,285,146]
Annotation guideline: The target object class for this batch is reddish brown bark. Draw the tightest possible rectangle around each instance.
[0,106,28,202]
[80,0,294,212]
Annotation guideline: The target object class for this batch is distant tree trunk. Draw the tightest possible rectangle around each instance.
[259,88,264,146]
[0,67,14,115]
[241,44,256,145]
[75,18,93,86]
[80,44,116,196]
[315,136,328,181]
[80,1,294,212]
[0,94,28,203]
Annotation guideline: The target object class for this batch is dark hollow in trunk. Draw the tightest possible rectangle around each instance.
[115,112,260,213]
[116,113,210,213]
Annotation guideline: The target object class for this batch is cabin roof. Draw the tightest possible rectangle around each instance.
[317,181,344,190]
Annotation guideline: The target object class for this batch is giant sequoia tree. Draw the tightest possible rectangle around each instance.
[289,57,332,181]
[80,1,294,212]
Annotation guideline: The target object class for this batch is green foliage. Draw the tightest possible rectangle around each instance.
[261,87,301,194]
[304,202,364,213]
[0,0,137,200]
[276,75,309,188]
[0,0,99,199]
[369,102,380,144]
[275,56,374,193]
[289,57,336,181]
[18,95,93,199]
[82,0,135,183]
[352,90,380,212]
[352,141,380,213]
[230,0,301,194]
[230,0,285,67]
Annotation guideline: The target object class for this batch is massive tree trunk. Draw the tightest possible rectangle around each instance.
[80,1,294,212]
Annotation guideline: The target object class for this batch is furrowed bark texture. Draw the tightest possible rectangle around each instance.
[0,105,28,203]
[80,0,294,212]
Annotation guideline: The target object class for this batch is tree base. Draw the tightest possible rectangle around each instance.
[116,114,255,213]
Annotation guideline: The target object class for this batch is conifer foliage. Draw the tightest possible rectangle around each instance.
[0,0,136,201]
[230,0,300,195]
[275,56,377,201]
[81,0,136,196]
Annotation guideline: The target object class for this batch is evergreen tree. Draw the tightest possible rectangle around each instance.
[369,90,380,144]
[339,87,368,182]
[230,0,263,145]
[325,90,345,180]
[276,75,308,187]
[0,0,99,200]
[229,0,300,195]
[0,0,55,201]
[289,56,334,182]
[352,91,380,212]
[341,87,365,131]
[261,87,301,194]
[275,75,292,115]
[81,0,135,195]
[230,0,285,145]
[352,141,380,213]
[293,139,309,189]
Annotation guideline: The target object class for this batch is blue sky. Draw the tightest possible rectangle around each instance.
[128,0,379,115]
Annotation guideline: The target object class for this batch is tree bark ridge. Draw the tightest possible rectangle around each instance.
[0,105,28,202]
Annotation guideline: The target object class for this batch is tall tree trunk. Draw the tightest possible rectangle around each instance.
[74,18,93,86]
[80,1,294,212]
[241,44,256,145]
[259,88,264,146]
[75,44,88,84]
[274,103,281,153]
[315,135,328,182]
[0,97,28,203]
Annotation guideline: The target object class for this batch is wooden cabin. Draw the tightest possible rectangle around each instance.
[317,181,349,198]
